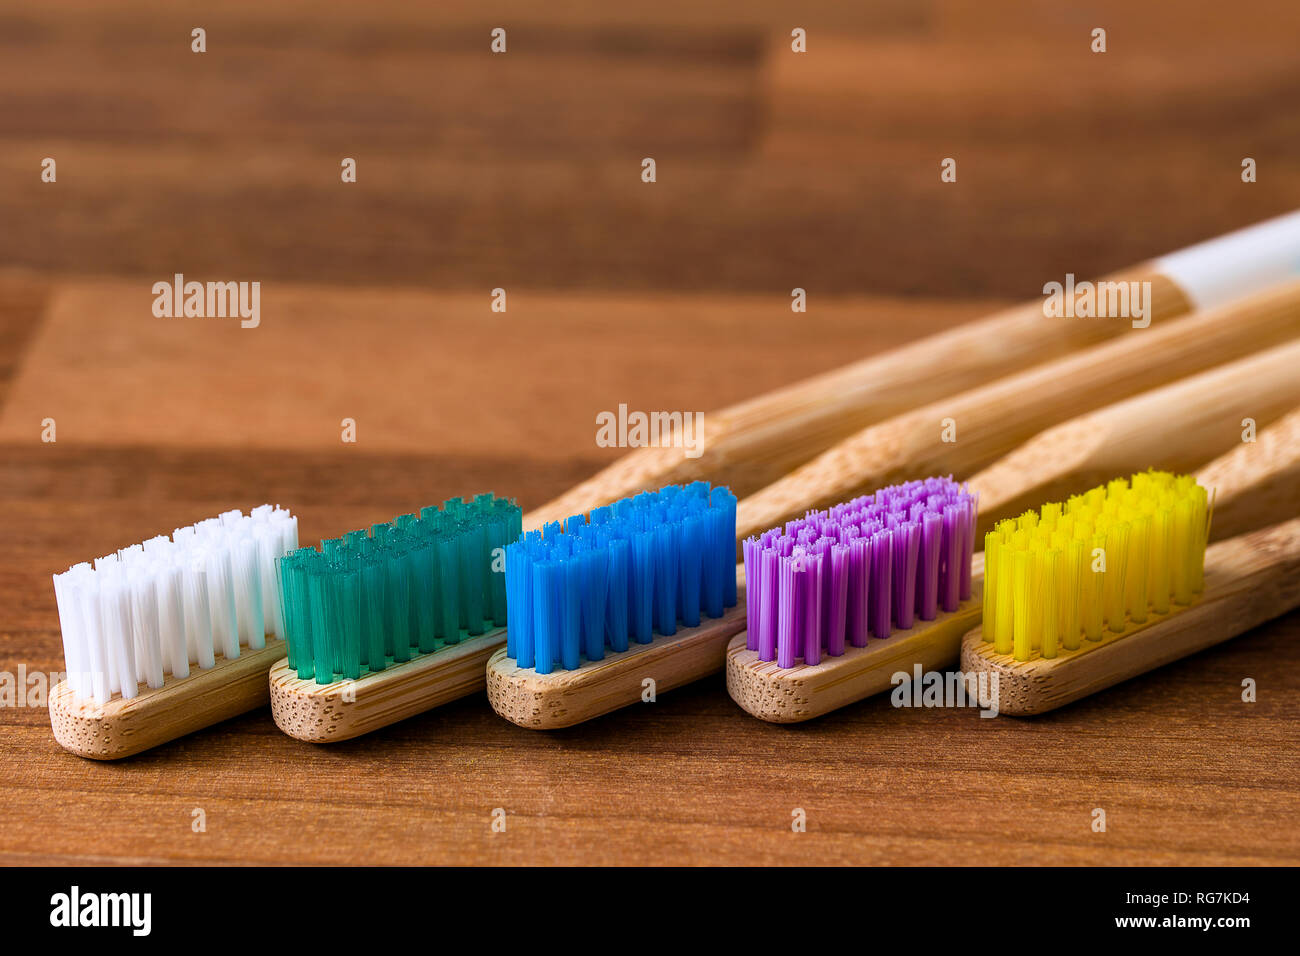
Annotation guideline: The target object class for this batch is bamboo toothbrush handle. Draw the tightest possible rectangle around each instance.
[961,517,1300,715]
[1197,405,1300,541]
[531,212,1300,531]
[49,639,286,760]
[269,630,506,743]
[735,280,1300,542]
[969,340,1300,534]
[524,270,1191,531]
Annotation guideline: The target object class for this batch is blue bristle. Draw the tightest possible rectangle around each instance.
[504,482,737,671]
[653,524,678,636]
[504,541,522,659]
[713,486,738,608]
[605,538,629,652]
[630,531,654,643]
[580,548,607,661]
[701,507,724,618]
[515,552,535,668]
[679,514,703,628]
[532,562,554,674]
[561,561,581,669]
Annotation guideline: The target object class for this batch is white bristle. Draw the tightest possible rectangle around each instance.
[99,573,138,701]
[78,578,111,705]
[130,569,166,690]
[53,569,88,699]
[157,563,189,680]
[206,548,240,661]
[181,555,215,669]
[254,526,278,635]
[232,536,264,650]
[51,505,298,704]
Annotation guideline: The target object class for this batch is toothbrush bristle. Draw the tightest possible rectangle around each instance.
[277,493,522,684]
[742,477,978,668]
[51,505,299,706]
[503,481,738,674]
[981,470,1210,662]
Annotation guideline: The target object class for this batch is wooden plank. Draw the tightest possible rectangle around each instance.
[2,0,1298,867]
[0,282,992,455]
[2,4,1297,294]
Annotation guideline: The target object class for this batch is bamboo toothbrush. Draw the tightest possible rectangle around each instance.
[968,339,1300,536]
[486,482,743,729]
[728,384,1299,725]
[735,279,1300,542]
[48,505,299,759]
[960,476,1300,716]
[726,478,981,723]
[268,493,520,743]
[1196,405,1300,541]
[529,211,1300,530]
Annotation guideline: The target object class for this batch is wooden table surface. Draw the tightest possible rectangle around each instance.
[2,1,1298,865]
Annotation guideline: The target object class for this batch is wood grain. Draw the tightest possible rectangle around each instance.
[736,282,1300,541]
[726,593,982,723]
[48,639,285,760]
[1197,406,1300,542]
[0,280,990,458]
[269,629,507,743]
[528,270,1191,527]
[486,602,747,729]
[5,3,1298,296]
[2,0,1298,866]
[969,337,1300,535]
[961,517,1300,715]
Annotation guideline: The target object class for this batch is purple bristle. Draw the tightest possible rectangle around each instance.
[743,477,977,667]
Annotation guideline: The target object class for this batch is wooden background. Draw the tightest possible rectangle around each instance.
[2,0,1298,865]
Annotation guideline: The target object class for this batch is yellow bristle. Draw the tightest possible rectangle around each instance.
[1150,508,1171,614]
[994,544,1014,653]
[982,531,1000,642]
[1172,499,1192,605]
[1012,550,1031,661]
[1191,486,1210,593]
[1104,522,1129,632]
[1127,513,1150,624]
[1024,547,1038,650]
[981,471,1208,662]
[1041,549,1060,659]
[1062,538,1084,650]
[1083,531,1106,641]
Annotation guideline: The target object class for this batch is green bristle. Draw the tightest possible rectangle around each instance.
[363,560,386,670]
[340,568,362,680]
[486,517,508,626]
[459,524,486,635]
[436,536,460,643]
[411,543,437,652]
[276,493,521,685]
[307,572,330,680]
[385,551,410,662]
